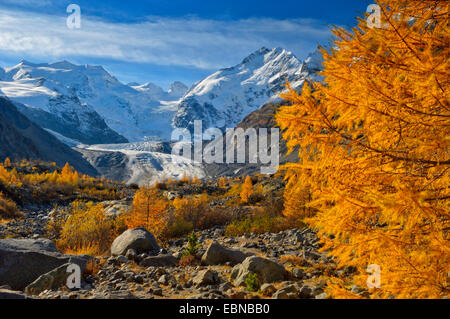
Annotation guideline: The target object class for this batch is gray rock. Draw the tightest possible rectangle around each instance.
[103,201,130,218]
[116,256,129,264]
[272,284,300,299]
[111,228,160,256]
[193,269,219,286]
[292,268,305,279]
[152,288,163,296]
[25,263,74,295]
[315,292,328,299]
[231,256,287,286]
[158,274,171,285]
[139,255,178,267]
[201,241,249,266]
[0,238,89,290]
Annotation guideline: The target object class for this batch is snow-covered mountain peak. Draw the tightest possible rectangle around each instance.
[130,81,188,102]
[131,82,165,96]
[0,60,187,142]
[172,46,315,132]
[240,47,271,65]
[168,81,188,99]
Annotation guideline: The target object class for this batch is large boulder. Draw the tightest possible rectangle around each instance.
[111,228,160,256]
[231,256,287,286]
[0,238,89,291]
[192,269,219,286]
[201,241,250,266]
[24,263,73,296]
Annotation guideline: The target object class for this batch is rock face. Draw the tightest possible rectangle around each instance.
[0,238,89,290]
[111,228,160,256]
[24,263,73,296]
[0,97,98,175]
[231,256,287,286]
[201,241,249,266]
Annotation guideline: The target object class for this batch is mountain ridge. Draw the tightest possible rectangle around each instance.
[0,96,98,176]
[0,60,188,143]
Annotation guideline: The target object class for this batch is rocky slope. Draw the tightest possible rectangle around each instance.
[0,217,340,300]
[0,168,367,300]
[0,97,97,175]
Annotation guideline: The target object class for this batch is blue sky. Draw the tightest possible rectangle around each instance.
[0,0,373,89]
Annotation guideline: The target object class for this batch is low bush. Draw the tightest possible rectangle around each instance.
[244,272,260,292]
[183,231,202,257]
[225,210,290,236]
[178,254,201,267]
[49,201,126,256]
[0,192,22,220]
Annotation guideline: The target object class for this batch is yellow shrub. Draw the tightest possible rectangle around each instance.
[56,201,124,256]
[0,192,22,220]
[225,209,289,236]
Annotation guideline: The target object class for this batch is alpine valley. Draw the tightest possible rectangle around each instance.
[0,47,323,185]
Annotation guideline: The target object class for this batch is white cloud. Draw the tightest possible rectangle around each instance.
[0,8,331,69]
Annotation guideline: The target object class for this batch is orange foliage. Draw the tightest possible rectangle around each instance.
[55,201,124,256]
[181,173,190,183]
[218,177,227,189]
[240,176,254,203]
[275,0,449,298]
[192,176,200,185]
[3,158,11,168]
[125,186,169,239]
[0,192,21,220]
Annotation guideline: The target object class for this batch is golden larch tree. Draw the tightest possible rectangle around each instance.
[126,186,168,240]
[3,158,11,168]
[275,0,449,298]
[240,176,254,203]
